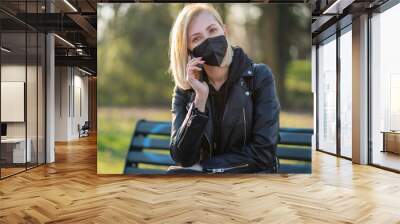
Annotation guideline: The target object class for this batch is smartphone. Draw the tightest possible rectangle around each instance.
[198,64,205,82]
[188,52,205,82]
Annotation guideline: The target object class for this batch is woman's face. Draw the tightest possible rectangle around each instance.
[187,12,227,51]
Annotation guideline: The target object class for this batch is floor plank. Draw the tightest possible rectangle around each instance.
[0,135,400,223]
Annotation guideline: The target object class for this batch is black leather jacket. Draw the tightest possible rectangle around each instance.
[169,63,280,173]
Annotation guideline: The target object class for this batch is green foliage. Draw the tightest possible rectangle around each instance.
[98,4,175,107]
[285,60,313,111]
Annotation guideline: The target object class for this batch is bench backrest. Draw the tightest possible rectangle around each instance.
[128,120,313,161]
[279,128,312,146]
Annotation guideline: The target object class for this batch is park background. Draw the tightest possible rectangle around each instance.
[97,3,312,174]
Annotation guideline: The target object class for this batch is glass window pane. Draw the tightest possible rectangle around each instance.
[27,30,38,169]
[1,31,27,177]
[371,3,400,171]
[317,36,337,154]
[38,32,45,165]
[339,28,352,158]
[1,1,46,179]
[27,0,39,169]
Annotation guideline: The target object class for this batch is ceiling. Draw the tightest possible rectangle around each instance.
[0,0,97,75]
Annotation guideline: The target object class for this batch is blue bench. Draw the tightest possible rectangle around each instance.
[124,120,312,174]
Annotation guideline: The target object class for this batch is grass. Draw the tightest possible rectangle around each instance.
[97,107,313,174]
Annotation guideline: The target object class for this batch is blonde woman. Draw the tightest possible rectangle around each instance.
[168,3,280,174]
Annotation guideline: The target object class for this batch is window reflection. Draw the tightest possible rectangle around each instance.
[339,28,352,158]
[371,3,400,171]
[317,35,337,154]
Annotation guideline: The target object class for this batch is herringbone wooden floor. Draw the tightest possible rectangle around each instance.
[1,135,400,224]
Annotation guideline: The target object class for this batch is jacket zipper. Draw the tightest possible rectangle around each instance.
[207,107,249,173]
[176,113,194,149]
[207,163,249,173]
[204,132,212,158]
[242,107,247,147]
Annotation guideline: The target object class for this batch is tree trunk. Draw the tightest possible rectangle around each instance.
[260,6,286,107]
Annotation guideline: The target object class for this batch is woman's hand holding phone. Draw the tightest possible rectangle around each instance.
[186,56,208,112]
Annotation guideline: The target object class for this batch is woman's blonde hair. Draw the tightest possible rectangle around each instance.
[169,3,233,90]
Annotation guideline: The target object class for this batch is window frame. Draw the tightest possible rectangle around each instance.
[315,16,353,160]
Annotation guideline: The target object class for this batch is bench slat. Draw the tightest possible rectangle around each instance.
[279,128,313,134]
[279,132,312,146]
[126,149,311,169]
[134,120,171,136]
[131,136,170,150]
[130,136,311,161]
[124,166,166,174]
[277,163,311,173]
[127,151,174,166]
[277,147,311,161]
[130,136,312,152]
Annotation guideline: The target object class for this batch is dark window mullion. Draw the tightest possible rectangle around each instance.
[0,20,2,179]
[25,0,28,171]
[336,29,341,157]
[36,0,39,167]
[316,44,319,151]
[367,11,373,165]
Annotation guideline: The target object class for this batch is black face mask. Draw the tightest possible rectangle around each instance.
[189,35,228,66]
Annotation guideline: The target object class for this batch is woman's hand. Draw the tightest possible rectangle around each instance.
[186,57,209,112]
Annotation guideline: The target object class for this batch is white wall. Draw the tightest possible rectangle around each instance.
[55,67,89,141]
[1,82,25,122]
[1,65,35,138]
[1,66,26,131]
[72,72,89,138]
[55,66,69,141]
